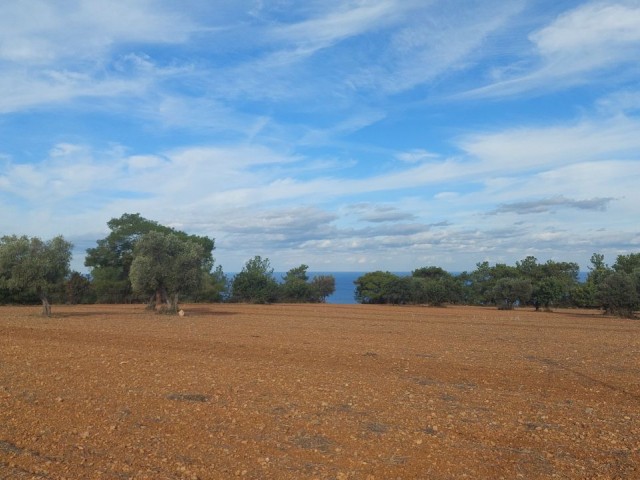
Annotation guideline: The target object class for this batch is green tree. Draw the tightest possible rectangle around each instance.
[129,231,213,313]
[574,253,613,308]
[535,277,564,311]
[587,253,610,286]
[597,272,638,318]
[190,265,229,302]
[412,266,449,280]
[231,256,279,304]
[0,235,72,316]
[463,262,520,305]
[281,264,313,302]
[493,277,532,310]
[309,275,336,303]
[65,271,96,305]
[412,267,462,306]
[516,257,579,310]
[86,213,214,303]
[612,253,640,275]
[354,271,401,304]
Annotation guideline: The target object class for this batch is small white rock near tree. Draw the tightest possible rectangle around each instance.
[0,235,72,316]
[129,231,213,314]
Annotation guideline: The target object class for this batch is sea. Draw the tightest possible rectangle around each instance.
[310,272,371,304]
[306,272,410,304]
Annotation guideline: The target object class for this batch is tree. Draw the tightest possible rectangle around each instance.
[412,267,462,306]
[281,264,313,302]
[516,257,579,311]
[612,253,640,275]
[587,253,610,286]
[597,272,638,318]
[309,275,336,303]
[65,271,96,304]
[129,231,213,313]
[412,266,449,280]
[0,235,72,316]
[190,265,229,303]
[231,256,279,304]
[86,213,214,303]
[535,277,564,311]
[493,277,532,310]
[354,271,401,304]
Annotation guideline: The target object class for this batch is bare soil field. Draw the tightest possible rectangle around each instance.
[1,304,638,479]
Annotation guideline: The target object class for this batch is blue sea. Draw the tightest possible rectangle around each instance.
[312,272,366,304]
[308,272,410,304]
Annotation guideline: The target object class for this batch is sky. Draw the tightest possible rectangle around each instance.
[1,0,639,274]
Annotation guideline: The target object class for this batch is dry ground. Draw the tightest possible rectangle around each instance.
[1,304,638,479]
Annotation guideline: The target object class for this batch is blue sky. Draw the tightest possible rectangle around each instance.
[1,0,639,273]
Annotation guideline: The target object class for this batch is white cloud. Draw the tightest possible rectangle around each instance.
[464,1,640,97]
[0,0,196,65]
[531,1,640,56]
[395,149,439,163]
[459,116,640,171]
[270,0,401,54]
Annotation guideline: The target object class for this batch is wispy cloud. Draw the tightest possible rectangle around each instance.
[0,0,195,65]
[463,1,640,97]
[491,195,615,215]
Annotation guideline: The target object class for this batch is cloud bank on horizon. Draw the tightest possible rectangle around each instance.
[1,0,639,273]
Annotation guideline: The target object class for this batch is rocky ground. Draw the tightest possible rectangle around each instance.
[1,303,638,479]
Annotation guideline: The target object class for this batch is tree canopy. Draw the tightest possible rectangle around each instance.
[280,265,336,303]
[129,231,213,313]
[86,213,214,303]
[231,256,280,304]
[0,235,72,315]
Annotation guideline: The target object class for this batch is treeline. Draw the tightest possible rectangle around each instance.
[0,213,335,315]
[354,253,640,317]
[1,212,639,318]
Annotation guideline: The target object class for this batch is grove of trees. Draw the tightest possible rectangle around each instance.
[354,254,640,317]
[0,212,638,317]
[0,213,336,314]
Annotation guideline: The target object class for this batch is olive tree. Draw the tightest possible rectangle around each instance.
[597,272,638,318]
[0,235,72,316]
[493,277,532,310]
[129,231,213,313]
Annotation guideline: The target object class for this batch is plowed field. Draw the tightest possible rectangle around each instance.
[1,304,638,479]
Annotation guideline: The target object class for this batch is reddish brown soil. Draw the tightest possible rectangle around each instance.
[1,304,638,479]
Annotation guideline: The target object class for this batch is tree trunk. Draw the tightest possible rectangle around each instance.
[154,287,174,313]
[146,293,156,310]
[40,295,51,317]
[170,293,179,313]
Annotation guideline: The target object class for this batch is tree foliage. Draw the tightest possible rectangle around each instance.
[354,271,400,304]
[280,265,336,303]
[0,235,72,315]
[86,213,214,303]
[129,231,213,313]
[493,277,533,310]
[231,256,279,304]
[65,271,96,305]
[597,272,638,318]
